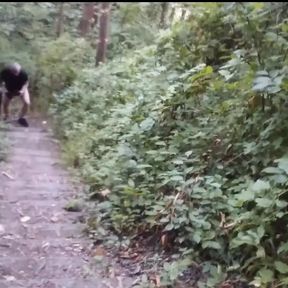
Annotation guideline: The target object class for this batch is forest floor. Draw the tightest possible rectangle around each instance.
[0,115,134,288]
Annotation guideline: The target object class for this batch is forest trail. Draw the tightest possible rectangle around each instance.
[0,117,133,288]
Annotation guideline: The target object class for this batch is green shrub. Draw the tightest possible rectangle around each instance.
[35,34,94,108]
[50,3,288,287]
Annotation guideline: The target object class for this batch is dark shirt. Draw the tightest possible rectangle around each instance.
[0,68,28,92]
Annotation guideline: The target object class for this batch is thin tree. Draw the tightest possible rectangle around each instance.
[78,2,95,37]
[96,2,110,66]
[169,5,175,24]
[91,3,100,30]
[56,2,64,37]
[159,2,169,29]
[180,8,187,21]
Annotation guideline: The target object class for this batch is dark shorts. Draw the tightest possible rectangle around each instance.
[0,89,21,108]
[5,91,22,100]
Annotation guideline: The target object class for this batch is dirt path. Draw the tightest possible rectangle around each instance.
[0,118,133,288]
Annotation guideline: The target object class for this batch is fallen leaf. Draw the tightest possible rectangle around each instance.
[156,275,161,287]
[128,265,141,276]
[2,171,14,180]
[161,234,167,247]
[119,250,128,258]
[100,189,111,197]
[50,216,59,223]
[3,275,16,282]
[0,224,5,234]
[16,208,24,217]
[219,212,226,228]
[92,245,107,257]
[117,277,123,288]
[109,267,116,278]
[41,242,50,249]
[20,216,31,223]
[219,281,233,288]
[101,281,114,288]
[36,260,46,274]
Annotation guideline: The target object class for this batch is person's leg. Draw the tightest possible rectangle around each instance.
[18,87,30,127]
[3,93,12,120]
[0,86,5,118]
[0,91,2,118]
[19,87,30,119]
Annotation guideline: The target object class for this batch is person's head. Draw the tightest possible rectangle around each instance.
[7,62,21,76]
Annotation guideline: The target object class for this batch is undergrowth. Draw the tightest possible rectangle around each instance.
[49,3,288,287]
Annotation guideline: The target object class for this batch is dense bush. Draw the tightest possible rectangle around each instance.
[50,2,288,287]
[35,35,94,105]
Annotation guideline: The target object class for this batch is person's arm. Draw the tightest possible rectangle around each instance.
[21,81,29,91]
[20,72,29,93]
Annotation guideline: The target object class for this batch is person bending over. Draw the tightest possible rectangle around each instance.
[0,63,30,127]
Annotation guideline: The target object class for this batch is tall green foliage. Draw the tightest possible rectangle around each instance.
[51,2,288,287]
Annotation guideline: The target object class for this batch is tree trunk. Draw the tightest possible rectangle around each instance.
[78,2,95,37]
[96,2,110,66]
[91,3,100,30]
[169,6,175,24]
[180,8,187,21]
[56,2,64,37]
[159,2,169,29]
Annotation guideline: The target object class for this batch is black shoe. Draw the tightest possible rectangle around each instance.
[18,118,29,127]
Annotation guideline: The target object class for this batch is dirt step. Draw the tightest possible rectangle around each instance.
[7,137,58,148]
[11,147,55,157]
[0,277,132,288]
[3,128,50,135]
[8,155,63,166]
[1,173,71,184]
[0,199,70,208]
[0,207,79,224]
[0,200,78,223]
[8,139,57,151]
[0,118,133,287]
[0,189,72,201]
[1,181,77,191]
[1,175,72,185]
[0,238,90,258]
[0,236,91,247]
[0,167,70,178]
[1,123,51,133]
[0,222,86,239]
[0,255,91,279]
